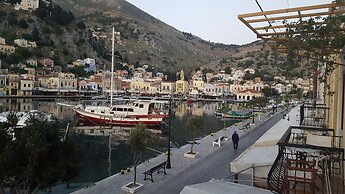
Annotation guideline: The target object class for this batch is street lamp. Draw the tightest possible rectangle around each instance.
[252,105,255,124]
[166,95,172,169]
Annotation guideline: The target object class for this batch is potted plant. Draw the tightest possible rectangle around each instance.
[184,116,203,159]
[121,124,156,193]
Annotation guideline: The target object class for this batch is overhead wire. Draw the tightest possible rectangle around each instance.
[254,0,277,33]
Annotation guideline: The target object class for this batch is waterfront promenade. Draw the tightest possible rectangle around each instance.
[73,107,291,194]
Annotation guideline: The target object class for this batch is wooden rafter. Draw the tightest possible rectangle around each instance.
[238,2,345,39]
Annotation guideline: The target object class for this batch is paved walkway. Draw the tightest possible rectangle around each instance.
[73,107,291,194]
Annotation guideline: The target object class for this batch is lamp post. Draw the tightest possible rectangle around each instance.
[252,105,255,124]
[166,95,172,169]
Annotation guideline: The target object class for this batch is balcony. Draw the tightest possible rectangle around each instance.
[268,126,344,194]
[300,103,329,127]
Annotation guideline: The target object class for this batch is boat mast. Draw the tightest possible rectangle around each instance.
[110,27,115,106]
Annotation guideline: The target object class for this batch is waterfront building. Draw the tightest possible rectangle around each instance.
[160,82,175,94]
[235,89,262,101]
[204,83,217,96]
[215,83,230,96]
[19,79,34,95]
[130,77,145,93]
[7,74,20,95]
[191,80,205,93]
[0,74,7,96]
[175,69,188,94]
[102,71,120,93]
[37,75,51,88]
[58,73,77,90]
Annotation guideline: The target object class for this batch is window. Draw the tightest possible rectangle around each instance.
[128,108,134,112]
[139,104,144,108]
[28,84,30,87]
[123,108,128,112]
[117,108,123,111]
[24,84,26,87]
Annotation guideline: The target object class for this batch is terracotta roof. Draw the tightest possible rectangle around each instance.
[238,89,260,93]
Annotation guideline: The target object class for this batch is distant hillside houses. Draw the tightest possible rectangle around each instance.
[14,39,37,48]
[71,58,97,72]
[0,36,15,55]
[12,0,39,11]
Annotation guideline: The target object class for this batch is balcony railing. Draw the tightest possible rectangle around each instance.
[300,103,329,127]
[268,126,344,194]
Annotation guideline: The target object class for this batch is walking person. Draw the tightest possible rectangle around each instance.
[232,131,239,150]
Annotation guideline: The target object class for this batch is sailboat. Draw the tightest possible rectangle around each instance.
[73,27,167,127]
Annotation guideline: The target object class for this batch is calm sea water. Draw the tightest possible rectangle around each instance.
[0,99,239,191]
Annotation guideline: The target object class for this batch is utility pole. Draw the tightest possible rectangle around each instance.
[166,95,172,169]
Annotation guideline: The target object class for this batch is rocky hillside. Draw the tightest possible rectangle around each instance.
[0,0,304,79]
[54,0,305,79]
[54,0,241,73]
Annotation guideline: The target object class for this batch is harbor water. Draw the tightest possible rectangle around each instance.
[0,98,240,192]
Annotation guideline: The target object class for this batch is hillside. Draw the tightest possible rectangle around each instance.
[0,0,305,80]
[55,0,306,79]
[54,0,241,73]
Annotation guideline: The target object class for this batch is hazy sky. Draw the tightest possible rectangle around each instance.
[126,0,330,45]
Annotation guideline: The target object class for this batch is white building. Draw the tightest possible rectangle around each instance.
[19,0,39,10]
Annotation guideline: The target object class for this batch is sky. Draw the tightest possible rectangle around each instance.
[126,0,330,45]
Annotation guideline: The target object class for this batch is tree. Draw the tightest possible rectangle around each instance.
[0,116,79,193]
[185,116,203,154]
[262,87,279,98]
[224,66,232,74]
[128,124,156,186]
[18,19,28,28]
[246,97,269,108]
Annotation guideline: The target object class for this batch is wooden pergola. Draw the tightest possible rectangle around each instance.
[238,2,345,65]
[238,2,345,41]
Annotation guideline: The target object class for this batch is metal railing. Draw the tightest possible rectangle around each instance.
[300,103,329,127]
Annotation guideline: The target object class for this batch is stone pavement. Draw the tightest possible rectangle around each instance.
[73,107,290,194]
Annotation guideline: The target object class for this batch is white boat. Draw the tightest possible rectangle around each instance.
[72,28,167,127]
[74,100,167,127]
[0,110,53,128]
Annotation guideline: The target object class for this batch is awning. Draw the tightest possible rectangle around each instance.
[180,179,271,194]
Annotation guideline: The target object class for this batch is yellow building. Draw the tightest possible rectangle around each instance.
[236,89,262,101]
[7,74,20,95]
[191,80,204,92]
[160,82,175,94]
[58,72,77,89]
[0,44,15,55]
[19,79,34,95]
[0,75,7,96]
[130,77,146,92]
[175,69,188,94]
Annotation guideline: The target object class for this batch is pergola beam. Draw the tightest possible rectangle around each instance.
[246,10,345,23]
[238,3,345,18]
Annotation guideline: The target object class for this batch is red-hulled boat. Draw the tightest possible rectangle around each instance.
[73,100,167,127]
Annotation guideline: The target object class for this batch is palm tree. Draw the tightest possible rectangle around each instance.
[185,116,203,154]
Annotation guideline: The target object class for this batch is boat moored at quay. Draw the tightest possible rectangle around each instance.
[73,100,167,127]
